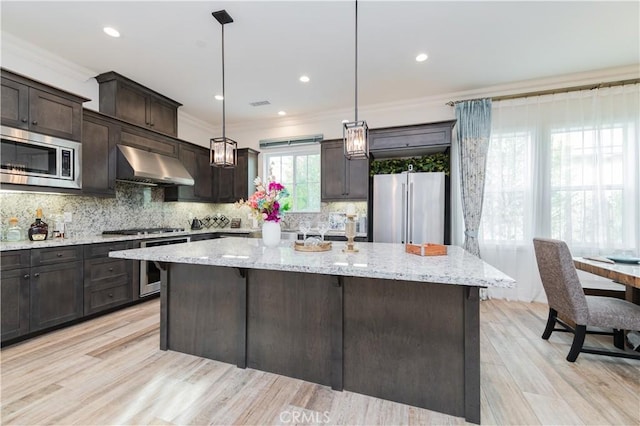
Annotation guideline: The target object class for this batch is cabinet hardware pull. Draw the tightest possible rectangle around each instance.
[34,273,40,277]
[32,120,38,125]
[21,118,27,123]
[23,274,30,279]
[108,293,113,298]
[57,253,63,257]
[108,268,114,272]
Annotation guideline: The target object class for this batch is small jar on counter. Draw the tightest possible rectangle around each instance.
[6,217,23,242]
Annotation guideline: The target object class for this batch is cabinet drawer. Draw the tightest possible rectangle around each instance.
[84,258,129,283]
[85,282,131,315]
[1,250,30,270]
[31,246,83,266]
[84,241,132,259]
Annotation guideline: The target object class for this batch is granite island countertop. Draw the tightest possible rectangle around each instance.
[109,237,515,288]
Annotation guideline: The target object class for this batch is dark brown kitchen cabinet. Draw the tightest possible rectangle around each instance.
[368,120,456,158]
[1,250,30,341]
[96,71,181,137]
[82,109,119,196]
[165,143,213,202]
[118,123,178,157]
[1,69,88,141]
[213,148,259,203]
[29,260,83,332]
[83,241,134,315]
[321,139,368,201]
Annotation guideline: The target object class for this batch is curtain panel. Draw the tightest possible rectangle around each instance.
[455,99,492,257]
[480,84,640,302]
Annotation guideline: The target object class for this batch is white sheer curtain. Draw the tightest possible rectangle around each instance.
[479,84,640,302]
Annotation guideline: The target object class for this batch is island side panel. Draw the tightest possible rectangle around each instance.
[343,277,467,420]
[464,286,480,424]
[247,270,335,387]
[166,264,244,365]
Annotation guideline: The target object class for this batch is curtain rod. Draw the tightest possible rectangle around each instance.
[445,78,640,106]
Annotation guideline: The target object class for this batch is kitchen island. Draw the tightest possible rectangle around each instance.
[110,237,515,424]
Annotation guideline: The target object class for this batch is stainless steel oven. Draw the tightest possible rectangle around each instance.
[140,236,190,296]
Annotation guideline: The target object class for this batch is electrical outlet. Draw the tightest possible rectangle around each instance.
[63,212,73,222]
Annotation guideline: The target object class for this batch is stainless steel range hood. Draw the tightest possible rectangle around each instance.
[116,144,194,186]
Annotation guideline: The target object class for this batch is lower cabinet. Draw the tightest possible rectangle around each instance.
[83,241,134,315]
[1,267,30,340]
[30,261,83,332]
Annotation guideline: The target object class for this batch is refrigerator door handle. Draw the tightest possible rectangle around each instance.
[408,181,414,243]
[401,182,406,244]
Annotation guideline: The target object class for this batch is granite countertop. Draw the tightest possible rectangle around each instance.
[0,228,367,252]
[109,237,516,288]
[0,228,253,251]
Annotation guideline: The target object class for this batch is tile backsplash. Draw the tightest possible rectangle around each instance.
[0,182,367,237]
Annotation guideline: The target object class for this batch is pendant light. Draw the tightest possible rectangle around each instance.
[343,0,369,160]
[211,9,237,168]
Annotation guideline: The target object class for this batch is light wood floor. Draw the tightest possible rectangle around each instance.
[1,299,639,425]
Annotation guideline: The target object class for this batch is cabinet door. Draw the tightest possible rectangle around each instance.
[148,99,178,136]
[194,146,213,199]
[82,113,118,196]
[116,84,148,128]
[234,148,259,201]
[345,156,369,200]
[28,88,83,141]
[1,77,29,129]
[213,167,235,203]
[30,261,83,332]
[321,140,347,200]
[1,268,30,341]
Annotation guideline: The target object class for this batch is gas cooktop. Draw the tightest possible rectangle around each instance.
[102,227,185,236]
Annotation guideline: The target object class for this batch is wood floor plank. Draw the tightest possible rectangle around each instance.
[1,298,639,425]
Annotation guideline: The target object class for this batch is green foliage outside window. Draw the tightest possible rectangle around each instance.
[369,153,450,176]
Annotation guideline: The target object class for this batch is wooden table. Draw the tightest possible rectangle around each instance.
[574,257,640,303]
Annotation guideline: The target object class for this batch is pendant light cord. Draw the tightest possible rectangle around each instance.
[354,0,358,122]
[221,23,226,139]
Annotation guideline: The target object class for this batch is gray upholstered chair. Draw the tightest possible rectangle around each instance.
[532,238,640,362]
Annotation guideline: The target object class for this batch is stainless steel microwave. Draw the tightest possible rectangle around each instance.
[0,126,82,189]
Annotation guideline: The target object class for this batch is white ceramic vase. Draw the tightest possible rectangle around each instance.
[262,221,281,247]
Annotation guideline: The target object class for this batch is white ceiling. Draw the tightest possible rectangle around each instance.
[1,1,638,128]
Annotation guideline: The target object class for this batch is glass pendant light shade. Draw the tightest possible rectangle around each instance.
[210,136,237,168]
[343,120,368,160]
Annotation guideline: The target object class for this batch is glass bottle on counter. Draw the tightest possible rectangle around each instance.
[6,217,23,242]
[28,208,49,241]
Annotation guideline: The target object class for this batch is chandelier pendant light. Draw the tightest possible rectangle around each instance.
[343,0,369,160]
[211,9,237,168]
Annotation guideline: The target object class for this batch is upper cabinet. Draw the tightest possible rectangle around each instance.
[165,143,214,202]
[213,148,260,203]
[81,110,119,197]
[368,120,456,159]
[321,139,369,201]
[96,71,182,137]
[1,69,89,141]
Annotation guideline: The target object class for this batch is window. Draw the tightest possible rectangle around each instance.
[263,145,321,212]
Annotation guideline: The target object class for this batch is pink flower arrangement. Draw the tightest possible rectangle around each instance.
[237,177,291,222]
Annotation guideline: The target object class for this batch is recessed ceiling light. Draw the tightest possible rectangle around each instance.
[278,111,287,116]
[215,95,224,100]
[416,53,428,62]
[103,27,120,38]
[299,75,310,83]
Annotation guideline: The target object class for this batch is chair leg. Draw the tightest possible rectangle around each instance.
[613,329,625,350]
[567,325,587,362]
[542,308,558,340]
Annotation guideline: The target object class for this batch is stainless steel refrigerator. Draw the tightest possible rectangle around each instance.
[372,172,445,244]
